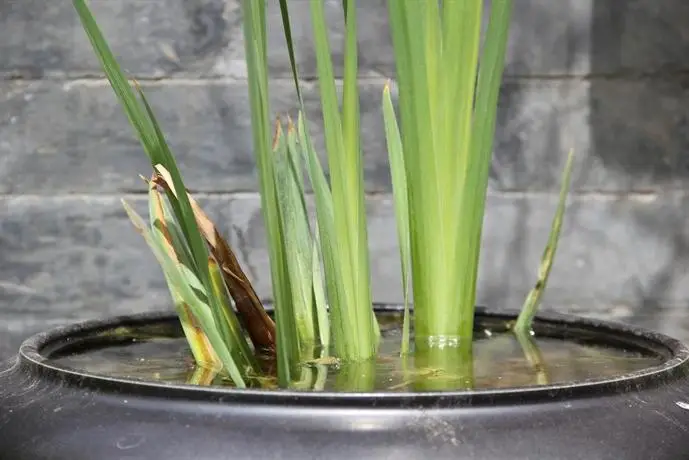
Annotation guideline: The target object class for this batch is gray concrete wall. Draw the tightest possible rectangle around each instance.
[2,0,689,358]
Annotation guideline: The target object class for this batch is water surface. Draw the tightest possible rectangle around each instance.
[48,316,663,392]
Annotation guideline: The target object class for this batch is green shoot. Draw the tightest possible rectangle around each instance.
[305,0,378,360]
[311,230,330,349]
[381,82,411,355]
[295,112,346,353]
[276,0,380,361]
[514,149,575,334]
[275,117,331,353]
[272,121,314,353]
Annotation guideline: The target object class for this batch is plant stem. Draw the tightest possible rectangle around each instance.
[514,149,574,334]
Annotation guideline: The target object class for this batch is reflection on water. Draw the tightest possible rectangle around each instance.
[47,317,664,392]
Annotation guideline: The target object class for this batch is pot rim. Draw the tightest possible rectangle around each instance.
[13,306,689,408]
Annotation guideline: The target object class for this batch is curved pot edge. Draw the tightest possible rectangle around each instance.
[7,305,689,409]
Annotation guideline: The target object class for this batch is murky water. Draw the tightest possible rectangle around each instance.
[47,316,664,392]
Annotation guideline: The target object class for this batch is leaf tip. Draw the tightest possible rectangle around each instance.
[286,115,296,133]
[207,256,219,270]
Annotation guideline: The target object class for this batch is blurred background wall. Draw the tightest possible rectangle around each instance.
[2,0,689,357]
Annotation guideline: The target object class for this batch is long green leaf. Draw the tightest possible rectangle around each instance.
[73,0,245,374]
[139,90,212,278]
[307,0,376,360]
[277,0,337,355]
[73,0,205,274]
[277,0,380,359]
[74,0,265,386]
[310,230,330,349]
[241,0,297,385]
[454,0,514,345]
[341,0,377,359]
[274,121,314,348]
[277,0,304,105]
[307,0,353,349]
[71,0,156,159]
[382,82,411,355]
[388,1,447,350]
[387,0,513,356]
[286,117,330,349]
[296,113,345,355]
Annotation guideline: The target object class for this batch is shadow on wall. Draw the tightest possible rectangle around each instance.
[482,0,578,309]
[591,0,689,190]
[483,0,689,330]
[590,0,689,331]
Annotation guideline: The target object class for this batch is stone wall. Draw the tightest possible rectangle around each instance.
[2,0,689,357]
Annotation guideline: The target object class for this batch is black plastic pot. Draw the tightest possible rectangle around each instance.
[1,307,689,460]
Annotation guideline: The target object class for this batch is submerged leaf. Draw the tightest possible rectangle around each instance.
[514,331,549,386]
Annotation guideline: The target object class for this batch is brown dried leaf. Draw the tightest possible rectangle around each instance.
[148,175,177,261]
[152,165,276,352]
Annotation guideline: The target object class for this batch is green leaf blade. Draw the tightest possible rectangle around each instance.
[71,0,157,160]
[242,0,298,386]
[514,149,575,334]
[274,122,316,348]
[382,82,411,355]
[453,0,514,344]
[296,114,346,356]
